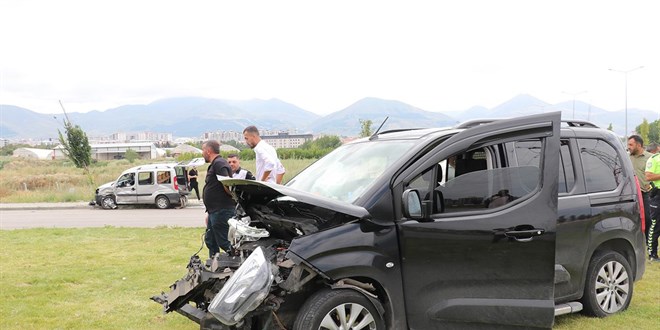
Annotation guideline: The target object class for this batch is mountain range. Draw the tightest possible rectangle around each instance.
[1,94,657,140]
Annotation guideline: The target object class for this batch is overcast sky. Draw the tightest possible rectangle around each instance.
[1,0,658,116]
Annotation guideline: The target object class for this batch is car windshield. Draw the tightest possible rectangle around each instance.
[287,140,415,203]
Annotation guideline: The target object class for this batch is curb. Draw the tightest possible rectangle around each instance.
[0,202,205,211]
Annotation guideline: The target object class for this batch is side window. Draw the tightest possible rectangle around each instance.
[578,138,622,193]
[157,171,171,184]
[117,173,135,187]
[138,172,154,185]
[559,140,575,194]
[407,141,542,214]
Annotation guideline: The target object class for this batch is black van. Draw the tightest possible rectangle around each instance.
[153,112,646,329]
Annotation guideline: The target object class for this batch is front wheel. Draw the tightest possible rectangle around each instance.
[101,196,117,209]
[155,195,171,209]
[581,251,633,317]
[293,289,384,330]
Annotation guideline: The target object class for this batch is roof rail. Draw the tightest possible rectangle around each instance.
[375,128,424,135]
[562,120,599,128]
[454,119,500,129]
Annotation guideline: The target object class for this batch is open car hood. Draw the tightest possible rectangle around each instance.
[220,178,372,220]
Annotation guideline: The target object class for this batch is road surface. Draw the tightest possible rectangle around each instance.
[0,206,207,230]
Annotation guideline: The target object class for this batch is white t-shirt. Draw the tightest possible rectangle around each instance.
[254,140,285,183]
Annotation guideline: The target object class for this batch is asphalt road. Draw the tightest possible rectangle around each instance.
[0,205,207,230]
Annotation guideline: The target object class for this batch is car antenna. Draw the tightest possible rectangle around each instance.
[369,116,389,141]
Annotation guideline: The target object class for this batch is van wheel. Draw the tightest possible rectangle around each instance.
[581,251,633,317]
[155,195,170,209]
[101,196,117,209]
[293,289,384,330]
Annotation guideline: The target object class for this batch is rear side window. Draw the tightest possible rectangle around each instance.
[157,171,171,184]
[558,140,575,193]
[138,172,154,185]
[578,138,622,193]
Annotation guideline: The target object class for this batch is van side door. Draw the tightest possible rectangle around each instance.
[136,171,156,203]
[396,112,560,329]
[114,172,137,204]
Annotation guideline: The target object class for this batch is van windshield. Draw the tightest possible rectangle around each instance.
[287,140,415,203]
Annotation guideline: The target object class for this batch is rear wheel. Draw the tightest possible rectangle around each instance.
[293,289,384,330]
[101,196,117,209]
[155,195,170,209]
[581,251,633,317]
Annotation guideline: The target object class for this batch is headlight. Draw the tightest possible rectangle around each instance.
[208,247,273,325]
[228,217,269,245]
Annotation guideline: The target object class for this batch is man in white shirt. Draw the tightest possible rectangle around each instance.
[243,126,286,184]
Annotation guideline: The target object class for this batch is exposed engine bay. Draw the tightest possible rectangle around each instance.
[151,179,374,329]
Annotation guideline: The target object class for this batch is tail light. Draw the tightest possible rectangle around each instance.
[634,176,646,234]
[173,174,179,191]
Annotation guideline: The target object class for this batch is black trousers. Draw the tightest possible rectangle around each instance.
[648,194,660,257]
[189,181,200,200]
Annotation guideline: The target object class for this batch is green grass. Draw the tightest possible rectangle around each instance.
[0,158,316,203]
[1,227,658,329]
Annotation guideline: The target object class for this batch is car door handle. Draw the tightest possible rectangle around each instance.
[504,228,545,242]
[131,188,135,191]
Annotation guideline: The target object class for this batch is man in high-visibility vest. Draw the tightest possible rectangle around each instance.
[644,151,660,262]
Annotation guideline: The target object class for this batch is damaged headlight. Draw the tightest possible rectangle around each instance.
[208,246,273,325]
[228,217,269,246]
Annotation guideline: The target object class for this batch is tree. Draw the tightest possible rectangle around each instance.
[57,102,92,172]
[300,135,341,149]
[649,120,660,144]
[124,148,139,163]
[607,123,613,131]
[359,119,373,137]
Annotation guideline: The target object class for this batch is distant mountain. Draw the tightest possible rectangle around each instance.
[2,95,657,140]
[309,97,457,136]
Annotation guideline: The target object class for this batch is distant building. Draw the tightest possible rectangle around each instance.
[171,144,202,156]
[262,132,313,149]
[202,131,243,143]
[110,131,172,143]
[12,148,54,160]
[53,142,160,160]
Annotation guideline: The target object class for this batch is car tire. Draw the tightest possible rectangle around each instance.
[155,195,170,209]
[581,251,633,317]
[101,196,117,209]
[293,289,384,330]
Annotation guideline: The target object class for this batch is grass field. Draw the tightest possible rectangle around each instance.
[0,157,315,203]
[0,227,658,329]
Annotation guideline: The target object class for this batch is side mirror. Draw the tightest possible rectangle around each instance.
[402,189,423,219]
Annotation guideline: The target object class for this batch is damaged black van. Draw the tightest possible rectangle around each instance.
[152,112,646,329]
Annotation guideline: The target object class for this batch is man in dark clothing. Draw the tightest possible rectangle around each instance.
[227,154,256,180]
[188,166,200,200]
[201,140,236,257]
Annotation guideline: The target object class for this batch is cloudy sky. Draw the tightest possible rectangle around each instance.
[1,0,658,116]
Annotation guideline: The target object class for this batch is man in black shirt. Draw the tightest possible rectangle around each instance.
[201,140,235,257]
[188,166,200,200]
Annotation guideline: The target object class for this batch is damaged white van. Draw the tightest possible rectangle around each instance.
[93,158,204,209]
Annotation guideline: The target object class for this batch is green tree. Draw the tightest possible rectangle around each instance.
[124,148,139,163]
[636,118,650,143]
[359,119,373,137]
[300,135,341,149]
[648,120,660,144]
[57,113,92,172]
[607,123,613,131]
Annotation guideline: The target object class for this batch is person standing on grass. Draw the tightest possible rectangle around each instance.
[201,140,235,257]
[188,166,200,200]
[628,135,653,246]
[227,154,256,180]
[243,126,286,184]
[645,150,660,262]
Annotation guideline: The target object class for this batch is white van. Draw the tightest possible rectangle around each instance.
[93,158,205,209]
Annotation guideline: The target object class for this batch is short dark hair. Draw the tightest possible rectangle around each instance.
[227,153,239,159]
[202,140,220,154]
[647,143,658,152]
[243,125,260,136]
[628,134,644,147]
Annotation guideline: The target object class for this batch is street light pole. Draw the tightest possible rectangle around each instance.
[562,90,587,119]
[609,66,644,138]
